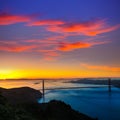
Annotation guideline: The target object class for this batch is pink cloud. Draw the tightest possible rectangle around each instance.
[86,24,120,36]
[0,45,36,52]
[0,12,32,25]
[1,12,119,37]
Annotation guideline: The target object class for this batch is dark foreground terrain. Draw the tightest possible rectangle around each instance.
[0,87,42,104]
[0,87,96,120]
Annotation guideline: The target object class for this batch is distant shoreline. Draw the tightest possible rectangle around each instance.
[66,79,120,88]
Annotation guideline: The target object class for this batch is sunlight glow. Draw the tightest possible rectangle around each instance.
[0,68,119,80]
[0,69,21,79]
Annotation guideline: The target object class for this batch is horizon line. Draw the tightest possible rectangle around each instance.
[0,76,120,80]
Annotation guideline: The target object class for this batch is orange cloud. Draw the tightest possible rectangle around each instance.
[47,19,120,36]
[81,63,120,72]
[57,41,107,51]
[86,24,120,36]
[58,42,91,51]
[28,19,65,26]
[0,12,31,25]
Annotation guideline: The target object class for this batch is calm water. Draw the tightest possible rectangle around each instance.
[0,79,120,120]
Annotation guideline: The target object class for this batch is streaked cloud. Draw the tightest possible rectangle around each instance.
[28,19,65,26]
[0,12,116,61]
[0,40,59,60]
[81,63,120,72]
[0,37,109,61]
[0,41,37,52]
[47,19,120,36]
[1,12,119,37]
[26,15,120,36]
[0,12,32,25]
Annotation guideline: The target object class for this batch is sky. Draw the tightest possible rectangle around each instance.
[0,0,120,79]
